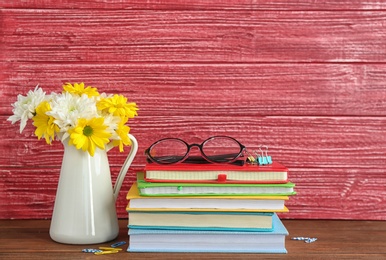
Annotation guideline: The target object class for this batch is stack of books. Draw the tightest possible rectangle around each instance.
[126,161,296,253]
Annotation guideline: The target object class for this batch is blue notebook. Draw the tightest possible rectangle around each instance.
[127,213,288,253]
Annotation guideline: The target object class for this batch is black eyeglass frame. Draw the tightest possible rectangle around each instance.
[145,136,246,165]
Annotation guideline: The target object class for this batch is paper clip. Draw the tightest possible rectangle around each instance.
[305,238,318,243]
[291,237,309,241]
[82,248,102,253]
[111,241,126,248]
[291,237,318,243]
[99,247,122,251]
[94,250,119,255]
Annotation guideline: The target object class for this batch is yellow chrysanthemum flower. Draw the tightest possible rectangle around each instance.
[112,118,132,152]
[32,101,60,144]
[68,117,111,156]
[63,82,99,97]
[97,94,138,119]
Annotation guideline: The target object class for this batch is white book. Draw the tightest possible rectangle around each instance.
[128,211,274,231]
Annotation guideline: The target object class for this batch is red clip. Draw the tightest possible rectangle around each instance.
[217,174,227,182]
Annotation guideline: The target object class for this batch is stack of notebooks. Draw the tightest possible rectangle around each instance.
[126,161,296,253]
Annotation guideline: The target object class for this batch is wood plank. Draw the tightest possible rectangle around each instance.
[2,115,386,168]
[2,0,386,10]
[2,64,386,116]
[286,168,386,220]
[2,9,386,63]
[0,219,385,259]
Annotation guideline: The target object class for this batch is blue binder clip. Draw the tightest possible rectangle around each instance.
[257,145,272,165]
[263,145,273,164]
[258,154,266,165]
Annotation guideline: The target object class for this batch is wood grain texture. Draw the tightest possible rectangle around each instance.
[1,219,386,259]
[1,1,386,220]
[2,0,386,10]
[2,9,386,63]
[2,64,386,116]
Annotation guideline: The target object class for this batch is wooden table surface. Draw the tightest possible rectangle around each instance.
[1,219,385,259]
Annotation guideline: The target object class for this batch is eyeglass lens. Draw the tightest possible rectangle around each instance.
[147,136,244,164]
[148,139,188,164]
[202,136,243,163]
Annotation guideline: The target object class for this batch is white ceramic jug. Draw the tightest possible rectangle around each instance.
[49,134,138,244]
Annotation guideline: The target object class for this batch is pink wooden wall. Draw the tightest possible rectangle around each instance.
[1,1,386,220]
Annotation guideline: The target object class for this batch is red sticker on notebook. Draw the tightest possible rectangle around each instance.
[217,174,227,182]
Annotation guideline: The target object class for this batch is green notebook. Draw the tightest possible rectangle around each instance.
[136,172,296,197]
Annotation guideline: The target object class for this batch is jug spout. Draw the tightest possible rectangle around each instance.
[113,134,138,201]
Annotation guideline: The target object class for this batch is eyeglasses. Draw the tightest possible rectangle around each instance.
[145,136,246,165]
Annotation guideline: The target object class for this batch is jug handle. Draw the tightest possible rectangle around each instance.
[112,134,138,201]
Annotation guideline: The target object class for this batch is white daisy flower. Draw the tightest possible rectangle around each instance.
[102,114,121,140]
[47,92,98,140]
[7,85,47,133]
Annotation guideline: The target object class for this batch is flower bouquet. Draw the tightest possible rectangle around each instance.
[8,82,138,156]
